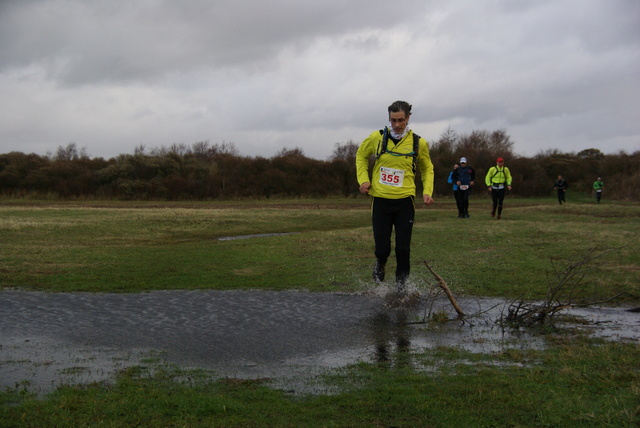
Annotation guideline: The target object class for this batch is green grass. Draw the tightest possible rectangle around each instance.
[2,338,638,426]
[1,197,639,426]
[1,197,638,300]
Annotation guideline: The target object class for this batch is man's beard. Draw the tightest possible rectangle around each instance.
[389,123,409,140]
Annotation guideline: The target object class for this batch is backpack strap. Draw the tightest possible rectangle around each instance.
[491,166,503,184]
[376,127,390,158]
[412,133,420,174]
[376,128,421,173]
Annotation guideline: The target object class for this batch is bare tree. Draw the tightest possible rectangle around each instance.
[330,141,359,162]
[501,247,623,327]
[53,143,88,161]
[191,141,211,157]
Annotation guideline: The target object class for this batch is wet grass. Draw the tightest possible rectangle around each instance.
[1,337,638,426]
[1,197,639,426]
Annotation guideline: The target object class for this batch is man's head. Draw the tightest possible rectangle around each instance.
[496,157,504,165]
[460,157,467,165]
[388,100,412,135]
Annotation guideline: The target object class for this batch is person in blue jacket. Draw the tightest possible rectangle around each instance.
[447,163,461,217]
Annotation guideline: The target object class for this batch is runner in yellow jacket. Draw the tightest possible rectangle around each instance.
[355,100,434,293]
[484,157,512,219]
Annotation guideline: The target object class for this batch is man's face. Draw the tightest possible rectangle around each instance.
[389,111,409,135]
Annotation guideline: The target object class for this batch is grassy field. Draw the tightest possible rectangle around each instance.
[1,196,638,299]
[1,197,639,426]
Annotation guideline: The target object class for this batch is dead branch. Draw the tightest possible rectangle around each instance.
[500,247,625,327]
[424,261,465,317]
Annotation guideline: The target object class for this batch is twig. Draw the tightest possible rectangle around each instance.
[424,261,465,317]
[501,247,625,327]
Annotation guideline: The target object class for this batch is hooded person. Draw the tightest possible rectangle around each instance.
[447,163,460,215]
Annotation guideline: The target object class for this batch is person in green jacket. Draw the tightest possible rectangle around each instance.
[355,100,434,293]
[485,157,512,219]
[593,177,604,203]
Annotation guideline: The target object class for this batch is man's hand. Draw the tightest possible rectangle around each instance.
[359,182,371,194]
[423,194,434,206]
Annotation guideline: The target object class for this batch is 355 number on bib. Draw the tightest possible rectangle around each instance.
[379,167,405,187]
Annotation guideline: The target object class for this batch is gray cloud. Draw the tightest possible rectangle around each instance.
[0,0,638,160]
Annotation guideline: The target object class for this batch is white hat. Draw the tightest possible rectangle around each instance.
[460,157,467,163]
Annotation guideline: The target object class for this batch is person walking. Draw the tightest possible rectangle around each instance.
[451,157,475,218]
[593,177,604,203]
[447,163,460,217]
[554,175,568,204]
[485,157,512,219]
[355,100,434,293]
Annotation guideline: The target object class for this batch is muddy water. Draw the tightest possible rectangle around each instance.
[1,289,638,395]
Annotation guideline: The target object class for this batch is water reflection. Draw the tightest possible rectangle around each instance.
[371,309,412,367]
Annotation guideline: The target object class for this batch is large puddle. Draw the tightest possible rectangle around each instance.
[217,232,297,241]
[1,289,638,395]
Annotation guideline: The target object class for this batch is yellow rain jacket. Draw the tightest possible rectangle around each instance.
[484,165,512,187]
[356,129,434,199]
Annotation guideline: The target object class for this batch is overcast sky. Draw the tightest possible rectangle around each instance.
[1,0,638,161]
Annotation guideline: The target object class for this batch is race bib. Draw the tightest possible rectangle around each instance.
[492,184,505,190]
[379,167,405,187]
[459,185,469,190]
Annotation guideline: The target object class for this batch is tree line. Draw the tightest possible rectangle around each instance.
[0,129,638,200]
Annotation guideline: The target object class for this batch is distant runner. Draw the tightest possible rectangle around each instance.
[593,177,604,203]
[554,175,568,205]
[485,157,512,219]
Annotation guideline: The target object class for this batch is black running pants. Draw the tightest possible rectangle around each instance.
[371,196,415,282]
[491,188,506,214]
[455,188,471,215]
